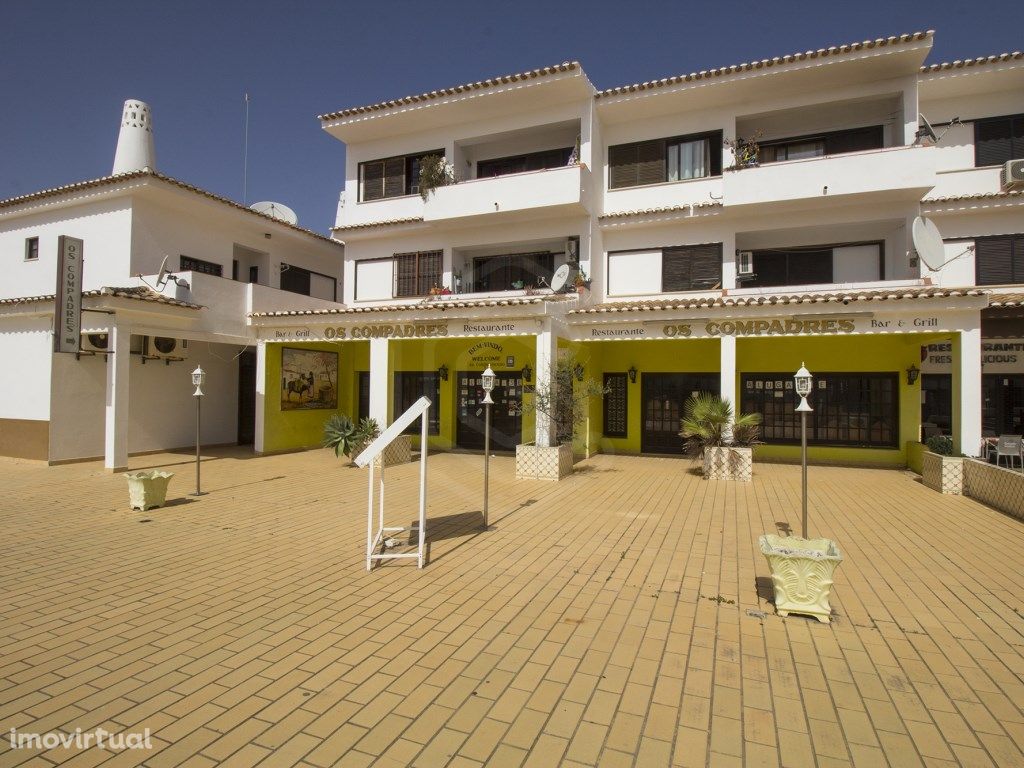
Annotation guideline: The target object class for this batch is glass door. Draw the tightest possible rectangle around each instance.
[456,371,523,451]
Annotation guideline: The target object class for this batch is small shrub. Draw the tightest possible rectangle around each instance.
[926,434,954,456]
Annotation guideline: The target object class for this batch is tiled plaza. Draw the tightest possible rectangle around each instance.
[2,448,1024,767]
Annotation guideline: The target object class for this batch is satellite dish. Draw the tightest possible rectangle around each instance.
[912,216,945,270]
[550,264,572,292]
[250,201,298,226]
[916,113,938,144]
[155,255,171,288]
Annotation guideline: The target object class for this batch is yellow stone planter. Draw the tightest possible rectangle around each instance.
[759,534,843,623]
[125,471,174,511]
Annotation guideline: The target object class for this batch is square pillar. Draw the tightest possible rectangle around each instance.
[369,337,389,426]
[104,324,130,471]
[534,320,558,447]
[254,341,267,454]
[954,325,982,457]
[720,334,737,409]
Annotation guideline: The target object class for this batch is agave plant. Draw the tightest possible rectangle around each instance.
[680,393,762,457]
[323,414,357,458]
[351,418,381,459]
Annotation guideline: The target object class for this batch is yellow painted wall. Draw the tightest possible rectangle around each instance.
[389,336,536,452]
[587,338,722,455]
[262,341,368,454]
[737,335,941,467]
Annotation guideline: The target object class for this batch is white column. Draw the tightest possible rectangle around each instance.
[534,320,558,447]
[254,341,267,454]
[956,324,982,457]
[104,324,130,471]
[369,337,389,426]
[720,335,737,409]
[721,232,737,292]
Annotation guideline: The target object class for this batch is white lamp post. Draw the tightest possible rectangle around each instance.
[481,365,495,528]
[191,365,206,496]
[794,363,813,538]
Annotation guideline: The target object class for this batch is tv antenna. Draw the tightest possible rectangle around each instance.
[911,216,972,272]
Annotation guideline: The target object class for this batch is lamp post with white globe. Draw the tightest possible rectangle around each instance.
[481,366,495,528]
[794,363,813,538]
[191,365,206,497]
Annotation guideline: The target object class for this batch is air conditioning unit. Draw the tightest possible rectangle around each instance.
[1002,159,1024,190]
[737,251,754,275]
[81,332,110,354]
[145,336,188,360]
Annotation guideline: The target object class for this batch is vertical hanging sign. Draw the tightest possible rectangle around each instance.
[53,236,84,353]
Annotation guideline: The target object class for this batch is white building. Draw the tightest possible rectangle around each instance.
[0,100,345,468]
[4,33,1023,473]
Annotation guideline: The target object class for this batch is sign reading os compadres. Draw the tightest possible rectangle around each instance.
[53,236,84,354]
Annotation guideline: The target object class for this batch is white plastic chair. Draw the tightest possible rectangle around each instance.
[995,435,1023,470]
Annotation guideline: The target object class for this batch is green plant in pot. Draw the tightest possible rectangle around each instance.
[925,434,954,456]
[324,415,381,464]
[680,393,761,481]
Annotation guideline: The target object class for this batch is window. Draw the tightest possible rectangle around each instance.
[742,373,899,448]
[603,373,628,437]
[975,235,1024,285]
[471,251,555,292]
[983,374,1024,436]
[359,150,443,201]
[759,125,883,164]
[394,372,440,435]
[608,131,722,189]
[180,255,222,276]
[395,250,442,297]
[745,248,833,287]
[280,264,337,301]
[921,374,952,437]
[477,147,573,179]
[24,237,39,261]
[661,243,722,292]
[975,115,1024,167]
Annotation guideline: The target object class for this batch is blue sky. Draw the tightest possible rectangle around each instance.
[2,0,1021,233]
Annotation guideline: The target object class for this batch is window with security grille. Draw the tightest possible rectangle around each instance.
[742,372,898,448]
[394,251,442,297]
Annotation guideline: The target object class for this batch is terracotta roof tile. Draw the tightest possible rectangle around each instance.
[921,51,1023,73]
[598,201,723,222]
[0,171,342,247]
[251,294,569,318]
[569,286,985,314]
[0,286,201,310]
[596,32,933,99]
[331,217,425,232]
[922,190,1023,204]
[988,293,1024,308]
[318,62,580,121]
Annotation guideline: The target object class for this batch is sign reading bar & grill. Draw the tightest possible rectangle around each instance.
[53,236,84,354]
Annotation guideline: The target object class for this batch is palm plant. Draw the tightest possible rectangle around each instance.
[680,393,762,457]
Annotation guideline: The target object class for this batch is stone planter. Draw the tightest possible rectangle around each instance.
[921,451,963,495]
[703,446,753,481]
[125,471,174,511]
[365,435,412,469]
[516,442,574,480]
[759,534,843,624]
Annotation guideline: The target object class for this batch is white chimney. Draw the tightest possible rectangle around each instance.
[112,100,156,175]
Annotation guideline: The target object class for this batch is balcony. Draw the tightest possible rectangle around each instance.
[423,164,591,226]
[723,145,936,210]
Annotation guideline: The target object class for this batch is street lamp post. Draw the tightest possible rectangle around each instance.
[191,365,206,496]
[481,365,495,528]
[794,363,813,538]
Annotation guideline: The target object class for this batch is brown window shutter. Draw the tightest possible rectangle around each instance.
[635,139,665,186]
[417,250,442,294]
[383,157,405,198]
[361,161,384,201]
[662,244,722,291]
[608,143,638,189]
[395,253,418,297]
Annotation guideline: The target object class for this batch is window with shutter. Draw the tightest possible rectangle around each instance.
[975,115,1024,167]
[975,235,1024,285]
[359,150,443,201]
[662,244,723,292]
[394,251,443,297]
[608,132,721,189]
[746,248,833,287]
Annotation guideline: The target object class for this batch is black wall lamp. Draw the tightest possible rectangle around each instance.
[906,364,920,385]
[522,363,532,383]
[438,363,449,382]
[627,366,638,384]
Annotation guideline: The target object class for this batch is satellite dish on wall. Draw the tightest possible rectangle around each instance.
[912,216,945,270]
[250,201,298,226]
[916,113,938,144]
[550,264,572,292]
[155,255,171,288]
